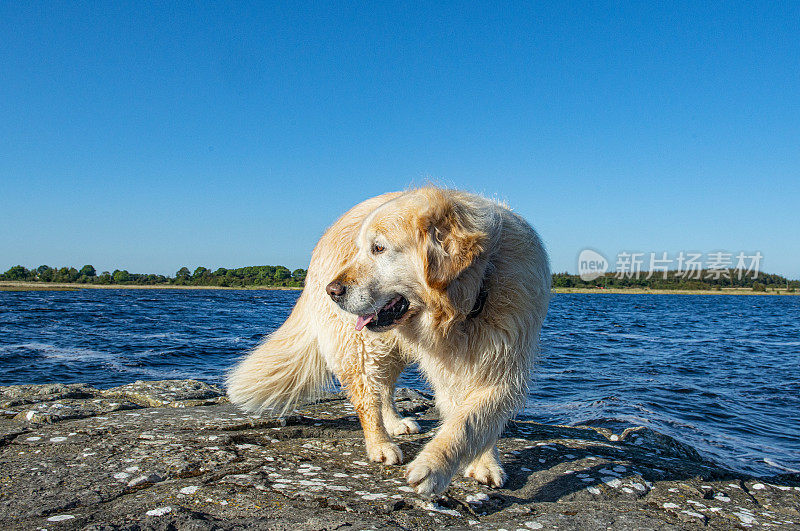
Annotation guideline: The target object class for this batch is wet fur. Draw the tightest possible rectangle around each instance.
[227,187,550,496]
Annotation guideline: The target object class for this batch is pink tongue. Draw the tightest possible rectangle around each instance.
[355,314,375,331]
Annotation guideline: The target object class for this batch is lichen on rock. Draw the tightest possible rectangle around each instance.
[0,379,797,530]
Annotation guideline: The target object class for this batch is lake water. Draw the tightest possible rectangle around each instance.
[1,289,798,477]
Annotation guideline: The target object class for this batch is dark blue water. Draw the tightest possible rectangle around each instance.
[1,289,798,477]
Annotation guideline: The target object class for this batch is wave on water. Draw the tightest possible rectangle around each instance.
[0,342,112,361]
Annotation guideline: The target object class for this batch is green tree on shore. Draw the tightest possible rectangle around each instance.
[37,265,54,281]
[4,265,31,281]
[6,264,797,291]
[112,270,131,283]
[292,269,307,283]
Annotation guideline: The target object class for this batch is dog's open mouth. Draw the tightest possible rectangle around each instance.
[354,295,410,332]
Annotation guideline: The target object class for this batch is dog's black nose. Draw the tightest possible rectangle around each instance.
[326,280,346,301]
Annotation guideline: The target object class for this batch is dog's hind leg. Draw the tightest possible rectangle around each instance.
[463,445,506,488]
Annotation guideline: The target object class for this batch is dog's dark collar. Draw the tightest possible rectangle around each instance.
[467,285,488,319]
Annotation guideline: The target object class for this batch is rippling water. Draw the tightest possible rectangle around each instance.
[1,289,798,476]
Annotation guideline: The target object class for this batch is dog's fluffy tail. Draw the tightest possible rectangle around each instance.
[226,292,331,416]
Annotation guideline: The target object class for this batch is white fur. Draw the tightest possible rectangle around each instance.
[227,187,550,496]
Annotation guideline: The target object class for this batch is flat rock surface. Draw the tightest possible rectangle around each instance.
[0,380,797,530]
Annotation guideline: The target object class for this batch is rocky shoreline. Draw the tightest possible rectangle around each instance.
[1,380,797,530]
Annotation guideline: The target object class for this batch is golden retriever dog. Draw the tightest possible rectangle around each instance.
[227,187,550,496]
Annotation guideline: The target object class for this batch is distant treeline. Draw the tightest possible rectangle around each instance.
[553,271,798,291]
[0,264,306,288]
[1,264,797,291]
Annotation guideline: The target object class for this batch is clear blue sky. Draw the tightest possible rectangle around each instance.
[2,2,798,278]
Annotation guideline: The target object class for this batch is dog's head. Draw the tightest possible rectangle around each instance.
[326,188,493,334]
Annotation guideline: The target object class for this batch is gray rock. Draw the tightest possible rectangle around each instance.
[0,380,797,530]
[128,473,165,488]
[0,383,99,407]
[101,379,226,408]
[10,398,141,424]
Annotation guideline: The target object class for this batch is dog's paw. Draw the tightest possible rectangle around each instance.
[406,456,451,497]
[385,416,421,437]
[366,441,403,465]
[464,459,506,488]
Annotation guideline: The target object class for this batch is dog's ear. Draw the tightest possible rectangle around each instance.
[417,193,488,291]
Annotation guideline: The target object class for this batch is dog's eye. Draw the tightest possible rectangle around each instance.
[371,243,385,255]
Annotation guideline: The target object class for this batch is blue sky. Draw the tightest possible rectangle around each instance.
[2,2,798,278]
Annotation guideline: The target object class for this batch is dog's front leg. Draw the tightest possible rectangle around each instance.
[339,367,404,465]
[406,385,514,496]
[378,355,421,437]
